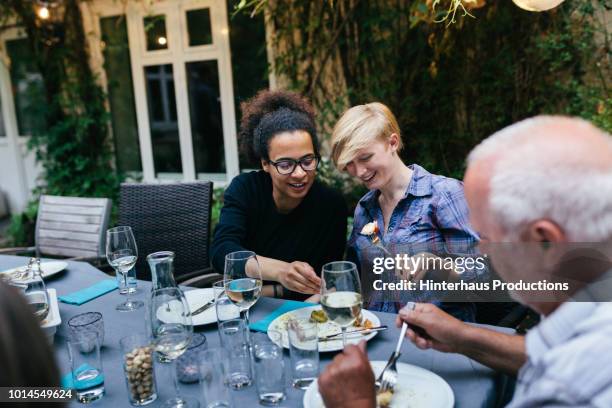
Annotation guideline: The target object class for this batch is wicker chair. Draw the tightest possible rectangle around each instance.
[118,181,220,287]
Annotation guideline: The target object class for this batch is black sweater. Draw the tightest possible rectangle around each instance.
[211,171,348,286]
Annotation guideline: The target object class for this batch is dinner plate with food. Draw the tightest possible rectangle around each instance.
[303,360,454,408]
[266,305,382,352]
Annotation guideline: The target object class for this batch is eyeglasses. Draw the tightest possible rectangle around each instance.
[268,155,320,175]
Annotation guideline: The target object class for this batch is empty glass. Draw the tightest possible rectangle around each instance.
[224,343,252,390]
[120,334,158,406]
[68,312,105,352]
[213,280,240,324]
[253,331,286,405]
[67,331,105,403]
[199,348,232,408]
[287,319,319,389]
[106,226,143,311]
[218,318,248,350]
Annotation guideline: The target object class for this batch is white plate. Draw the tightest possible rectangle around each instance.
[267,305,381,353]
[41,288,62,342]
[0,261,68,282]
[303,360,455,408]
[156,288,222,326]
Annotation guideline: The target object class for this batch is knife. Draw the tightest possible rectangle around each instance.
[319,325,388,341]
[191,299,215,316]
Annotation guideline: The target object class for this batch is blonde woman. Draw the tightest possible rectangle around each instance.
[331,102,479,320]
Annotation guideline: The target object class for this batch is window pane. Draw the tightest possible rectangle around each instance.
[0,92,5,137]
[100,15,142,173]
[6,38,45,135]
[144,15,168,51]
[226,0,269,169]
[144,64,182,175]
[186,8,212,46]
[185,60,226,174]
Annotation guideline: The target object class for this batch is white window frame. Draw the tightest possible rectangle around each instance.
[81,0,239,184]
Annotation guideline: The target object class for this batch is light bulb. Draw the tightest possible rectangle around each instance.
[512,0,565,12]
[38,6,50,19]
[157,36,167,45]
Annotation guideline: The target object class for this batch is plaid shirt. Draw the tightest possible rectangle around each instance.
[347,164,480,321]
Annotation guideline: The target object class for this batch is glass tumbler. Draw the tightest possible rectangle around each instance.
[120,334,158,406]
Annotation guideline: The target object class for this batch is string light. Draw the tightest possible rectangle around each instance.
[157,36,167,46]
[38,5,50,19]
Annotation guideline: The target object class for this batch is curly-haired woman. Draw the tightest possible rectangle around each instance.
[211,90,348,299]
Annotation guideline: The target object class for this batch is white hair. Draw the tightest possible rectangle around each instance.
[467,116,612,242]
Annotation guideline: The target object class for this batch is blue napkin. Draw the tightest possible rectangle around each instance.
[249,300,315,332]
[61,364,104,389]
[59,280,118,305]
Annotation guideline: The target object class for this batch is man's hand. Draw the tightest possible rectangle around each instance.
[279,261,321,294]
[319,341,376,408]
[396,303,470,353]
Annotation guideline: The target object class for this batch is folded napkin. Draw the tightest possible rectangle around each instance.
[249,300,315,332]
[59,280,118,305]
[61,364,105,389]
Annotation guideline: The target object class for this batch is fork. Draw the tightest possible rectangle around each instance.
[376,301,415,392]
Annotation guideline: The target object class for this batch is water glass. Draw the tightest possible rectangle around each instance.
[199,348,232,408]
[67,331,105,403]
[213,280,240,323]
[223,342,252,389]
[253,331,286,405]
[176,333,207,384]
[218,318,248,350]
[116,267,137,295]
[120,334,158,406]
[68,312,105,352]
[287,319,319,389]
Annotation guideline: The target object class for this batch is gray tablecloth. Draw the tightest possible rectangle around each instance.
[0,255,514,407]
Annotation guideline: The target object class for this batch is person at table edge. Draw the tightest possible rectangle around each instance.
[319,116,612,408]
[331,102,483,321]
[210,90,348,300]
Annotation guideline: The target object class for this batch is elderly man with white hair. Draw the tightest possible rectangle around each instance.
[318,116,612,408]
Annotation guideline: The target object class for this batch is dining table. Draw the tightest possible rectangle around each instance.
[0,255,516,407]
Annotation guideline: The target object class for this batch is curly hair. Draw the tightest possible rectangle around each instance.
[239,89,319,163]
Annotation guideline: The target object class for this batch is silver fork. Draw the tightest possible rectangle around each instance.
[376,302,413,392]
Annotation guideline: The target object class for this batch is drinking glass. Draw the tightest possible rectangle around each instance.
[24,257,49,322]
[287,318,319,389]
[149,287,195,408]
[67,331,105,403]
[212,280,240,324]
[253,331,286,405]
[320,261,362,347]
[223,251,262,341]
[199,348,232,408]
[120,334,158,406]
[68,312,105,352]
[218,319,251,389]
[116,267,137,295]
[106,226,143,311]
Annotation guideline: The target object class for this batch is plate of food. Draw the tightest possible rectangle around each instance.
[267,305,381,352]
[303,360,454,408]
[0,261,68,283]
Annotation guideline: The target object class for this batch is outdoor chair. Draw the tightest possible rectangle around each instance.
[0,194,112,265]
[118,181,219,287]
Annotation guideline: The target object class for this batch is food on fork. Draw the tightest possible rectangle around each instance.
[360,221,381,244]
[376,389,394,407]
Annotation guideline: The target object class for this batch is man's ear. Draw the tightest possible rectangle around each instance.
[523,219,567,244]
[388,133,400,152]
[261,159,270,173]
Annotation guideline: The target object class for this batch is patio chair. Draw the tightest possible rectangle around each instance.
[0,195,112,264]
[118,181,219,287]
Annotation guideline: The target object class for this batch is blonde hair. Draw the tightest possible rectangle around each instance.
[331,102,402,170]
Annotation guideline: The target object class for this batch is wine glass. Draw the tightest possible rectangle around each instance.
[106,226,143,311]
[320,261,362,347]
[150,287,194,408]
[224,251,263,341]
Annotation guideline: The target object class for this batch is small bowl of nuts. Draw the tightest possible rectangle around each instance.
[120,334,158,406]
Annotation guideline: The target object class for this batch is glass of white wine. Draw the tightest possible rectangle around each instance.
[320,261,362,347]
[224,251,263,341]
[150,287,195,408]
[106,226,143,311]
